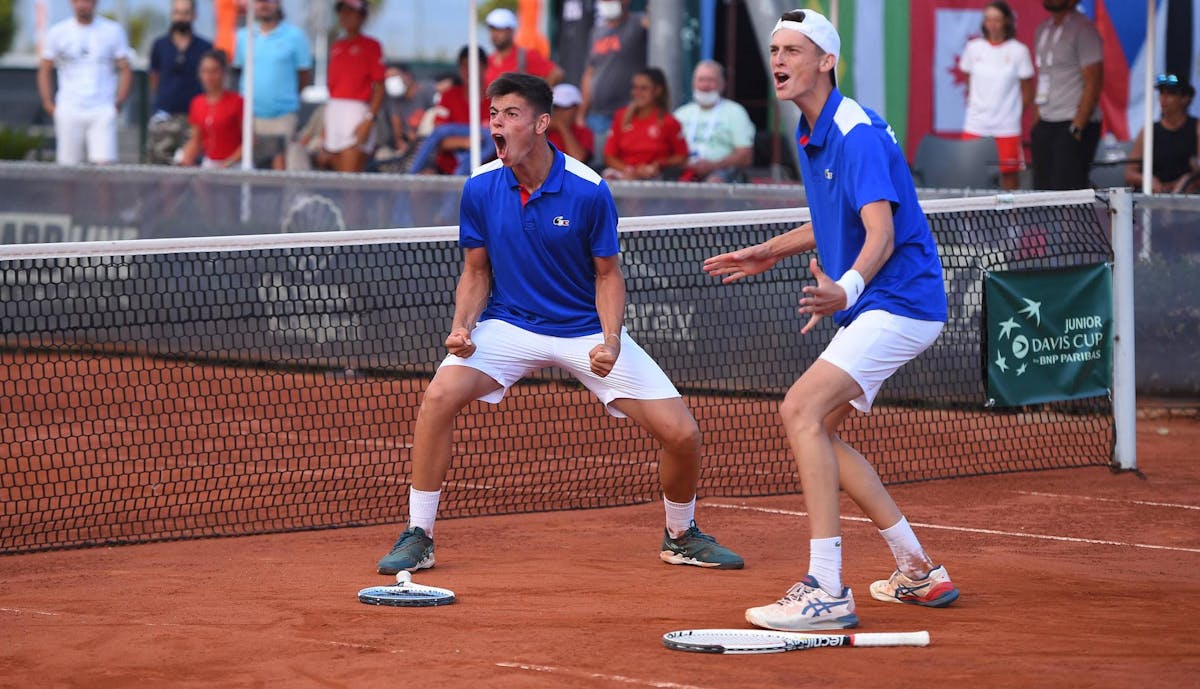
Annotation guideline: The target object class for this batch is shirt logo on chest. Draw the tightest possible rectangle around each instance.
[553,215,571,227]
[824,169,833,180]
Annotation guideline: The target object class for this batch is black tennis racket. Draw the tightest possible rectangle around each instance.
[357,571,456,607]
[662,629,930,654]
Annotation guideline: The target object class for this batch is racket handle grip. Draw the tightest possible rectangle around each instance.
[851,631,931,647]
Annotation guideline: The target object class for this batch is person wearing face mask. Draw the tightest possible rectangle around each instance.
[578,0,649,160]
[673,60,756,183]
[146,0,212,164]
[382,64,435,158]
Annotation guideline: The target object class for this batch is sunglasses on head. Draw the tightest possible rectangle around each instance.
[1156,74,1180,87]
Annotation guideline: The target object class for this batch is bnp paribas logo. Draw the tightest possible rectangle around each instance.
[993,297,1043,377]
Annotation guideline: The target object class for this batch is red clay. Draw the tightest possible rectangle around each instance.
[1,413,1196,688]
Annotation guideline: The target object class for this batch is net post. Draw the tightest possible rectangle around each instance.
[1108,187,1137,471]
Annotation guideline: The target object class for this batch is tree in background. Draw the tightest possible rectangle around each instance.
[0,0,16,57]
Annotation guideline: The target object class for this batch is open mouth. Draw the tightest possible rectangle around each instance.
[492,133,508,159]
[774,72,790,88]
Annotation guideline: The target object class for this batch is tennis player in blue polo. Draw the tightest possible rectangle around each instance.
[377,72,742,575]
[704,9,959,631]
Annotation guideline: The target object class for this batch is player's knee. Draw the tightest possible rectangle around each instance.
[417,382,469,420]
[779,394,822,434]
[660,417,701,457]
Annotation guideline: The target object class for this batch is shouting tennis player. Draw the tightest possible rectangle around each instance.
[376,72,742,575]
[704,10,959,631]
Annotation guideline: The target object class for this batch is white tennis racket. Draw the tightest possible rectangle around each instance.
[662,629,930,654]
[357,571,456,607]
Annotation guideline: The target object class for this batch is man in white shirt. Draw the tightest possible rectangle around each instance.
[673,60,756,183]
[37,0,132,165]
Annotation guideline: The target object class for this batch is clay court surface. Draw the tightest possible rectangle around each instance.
[0,412,1195,689]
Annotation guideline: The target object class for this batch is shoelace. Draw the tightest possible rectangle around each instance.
[777,581,817,605]
[677,527,715,544]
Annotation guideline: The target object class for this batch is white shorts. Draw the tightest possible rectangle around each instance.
[818,310,944,413]
[54,103,118,164]
[323,98,375,153]
[440,319,680,418]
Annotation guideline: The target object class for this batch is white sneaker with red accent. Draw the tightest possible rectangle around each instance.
[869,564,959,607]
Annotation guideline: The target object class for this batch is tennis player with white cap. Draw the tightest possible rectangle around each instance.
[703,9,959,632]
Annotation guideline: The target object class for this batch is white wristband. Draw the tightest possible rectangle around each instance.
[835,269,865,310]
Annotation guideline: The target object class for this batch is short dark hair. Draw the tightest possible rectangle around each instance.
[201,49,229,70]
[982,1,1017,41]
[486,72,553,117]
[457,45,487,66]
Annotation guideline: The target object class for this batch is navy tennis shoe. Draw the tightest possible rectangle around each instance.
[660,521,744,569]
[377,526,435,575]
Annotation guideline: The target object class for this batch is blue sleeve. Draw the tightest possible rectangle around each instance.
[841,127,900,213]
[292,27,314,70]
[590,181,620,258]
[458,179,485,248]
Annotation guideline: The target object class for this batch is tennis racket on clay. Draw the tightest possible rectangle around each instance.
[662,629,930,654]
[358,571,456,607]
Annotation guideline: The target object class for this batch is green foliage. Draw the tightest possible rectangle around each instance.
[0,126,42,160]
[0,0,16,57]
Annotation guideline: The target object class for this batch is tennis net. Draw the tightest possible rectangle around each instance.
[0,190,1114,553]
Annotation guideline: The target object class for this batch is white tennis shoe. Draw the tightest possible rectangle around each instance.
[869,564,960,607]
[744,575,859,631]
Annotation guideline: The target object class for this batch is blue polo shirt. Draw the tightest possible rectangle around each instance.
[233,22,313,118]
[796,89,947,326]
[459,144,620,337]
[149,33,212,115]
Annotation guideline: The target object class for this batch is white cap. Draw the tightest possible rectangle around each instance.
[772,9,840,61]
[485,8,518,30]
[552,83,583,108]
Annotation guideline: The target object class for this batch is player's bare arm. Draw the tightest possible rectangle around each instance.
[799,200,895,333]
[589,254,625,377]
[446,247,492,357]
[703,222,816,283]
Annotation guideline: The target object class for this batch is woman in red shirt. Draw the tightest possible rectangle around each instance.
[602,67,688,180]
[324,0,385,172]
[181,49,243,168]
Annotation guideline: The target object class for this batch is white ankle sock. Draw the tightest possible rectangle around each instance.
[808,536,843,596]
[408,487,441,537]
[663,496,696,538]
[879,517,930,577]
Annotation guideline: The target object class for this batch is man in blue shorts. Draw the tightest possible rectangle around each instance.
[704,9,959,631]
[377,72,742,575]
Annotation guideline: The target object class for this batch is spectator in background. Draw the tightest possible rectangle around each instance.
[406,46,494,175]
[548,83,594,162]
[384,63,435,157]
[323,0,385,173]
[602,67,688,181]
[234,0,314,169]
[578,0,649,153]
[958,1,1034,190]
[146,0,212,164]
[1125,74,1200,193]
[37,0,132,165]
[1030,0,1102,190]
[674,60,755,183]
[180,49,243,168]
[483,8,563,88]
[556,0,594,86]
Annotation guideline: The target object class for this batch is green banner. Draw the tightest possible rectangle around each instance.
[985,264,1113,407]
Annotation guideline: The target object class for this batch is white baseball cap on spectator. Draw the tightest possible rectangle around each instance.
[485,8,518,30]
[552,83,583,109]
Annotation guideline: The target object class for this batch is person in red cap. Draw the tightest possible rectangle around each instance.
[324,0,386,172]
[483,7,563,88]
